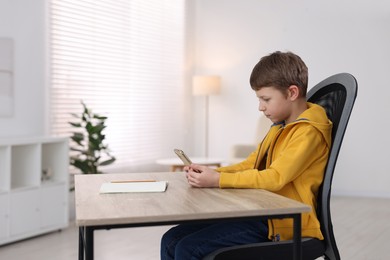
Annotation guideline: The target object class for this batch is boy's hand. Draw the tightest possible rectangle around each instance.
[185,164,220,188]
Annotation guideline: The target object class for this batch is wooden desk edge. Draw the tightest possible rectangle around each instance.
[75,205,312,227]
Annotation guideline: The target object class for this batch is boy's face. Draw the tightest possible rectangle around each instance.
[255,86,294,124]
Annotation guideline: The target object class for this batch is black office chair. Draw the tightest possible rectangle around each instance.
[203,73,358,260]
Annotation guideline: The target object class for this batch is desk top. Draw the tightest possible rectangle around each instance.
[75,172,311,227]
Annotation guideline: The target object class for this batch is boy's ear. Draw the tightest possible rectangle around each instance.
[288,85,300,100]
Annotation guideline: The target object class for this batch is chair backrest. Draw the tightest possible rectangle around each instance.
[306,73,357,260]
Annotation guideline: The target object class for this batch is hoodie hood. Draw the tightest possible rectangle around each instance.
[289,102,333,147]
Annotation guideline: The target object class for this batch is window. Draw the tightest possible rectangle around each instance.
[50,0,188,172]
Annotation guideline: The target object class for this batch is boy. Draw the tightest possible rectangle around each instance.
[161,51,332,260]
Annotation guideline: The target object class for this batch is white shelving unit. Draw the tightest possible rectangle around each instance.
[0,136,69,245]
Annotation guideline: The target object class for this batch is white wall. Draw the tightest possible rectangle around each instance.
[0,0,47,137]
[192,0,390,197]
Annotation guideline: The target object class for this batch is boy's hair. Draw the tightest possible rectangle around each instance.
[250,51,308,98]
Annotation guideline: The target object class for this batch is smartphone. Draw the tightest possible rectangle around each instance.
[174,149,192,166]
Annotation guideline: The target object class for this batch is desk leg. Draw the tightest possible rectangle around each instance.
[79,227,84,260]
[78,227,94,260]
[292,214,302,260]
[85,227,94,260]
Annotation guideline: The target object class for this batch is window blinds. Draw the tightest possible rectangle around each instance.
[49,0,187,171]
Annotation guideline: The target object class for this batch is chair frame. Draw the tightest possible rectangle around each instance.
[203,73,358,260]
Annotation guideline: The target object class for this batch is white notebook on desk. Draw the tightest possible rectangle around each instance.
[99,181,168,194]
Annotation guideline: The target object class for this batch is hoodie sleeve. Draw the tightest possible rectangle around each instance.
[219,124,329,190]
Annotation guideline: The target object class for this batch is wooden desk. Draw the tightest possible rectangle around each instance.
[75,172,311,260]
[156,157,224,171]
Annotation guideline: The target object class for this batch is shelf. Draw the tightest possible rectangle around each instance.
[11,144,40,189]
[0,146,10,192]
[41,180,66,188]
[9,185,40,193]
[0,136,69,245]
[41,141,68,183]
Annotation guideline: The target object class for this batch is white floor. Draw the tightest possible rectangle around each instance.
[0,195,389,259]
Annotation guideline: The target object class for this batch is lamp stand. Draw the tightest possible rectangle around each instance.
[205,95,209,158]
[192,75,221,158]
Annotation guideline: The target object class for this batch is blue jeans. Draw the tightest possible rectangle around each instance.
[160,219,269,260]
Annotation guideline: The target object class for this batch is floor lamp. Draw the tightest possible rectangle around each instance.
[192,75,221,158]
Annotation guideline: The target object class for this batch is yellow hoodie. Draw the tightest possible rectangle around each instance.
[216,102,332,241]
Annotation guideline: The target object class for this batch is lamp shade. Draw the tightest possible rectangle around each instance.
[192,75,221,96]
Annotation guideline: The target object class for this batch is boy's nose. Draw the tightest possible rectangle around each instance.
[259,104,265,111]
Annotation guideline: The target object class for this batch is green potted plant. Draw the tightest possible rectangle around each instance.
[69,101,116,174]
